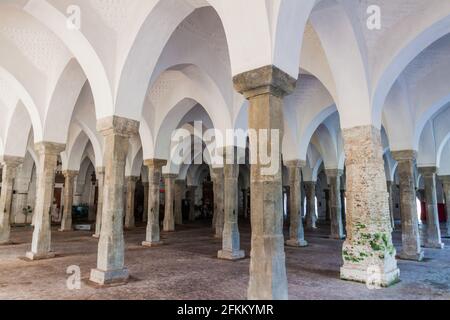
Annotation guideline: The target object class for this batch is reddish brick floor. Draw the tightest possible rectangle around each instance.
[0,220,449,300]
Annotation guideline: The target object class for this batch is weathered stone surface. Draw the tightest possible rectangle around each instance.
[0,156,23,244]
[234,65,295,300]
[419,167,444,249]
[142,182,149,223]
[93,167,105,238]
[285,160,308,247]
[304,181,317,230]
[90,116,139,285]
[27,142,65,260]
[218,161,245,260]
[440,176,450,238]
[326,169,345,240]
[392,151,424,261]
[174,180,185,225]
[340,126,400,287]
[211,168,224,238]
[187,185,198,224]
[124,176,138,229]
[163,174,177,232]
[386,181,396,229]
[142,159,166,247]
[59,171,78,232]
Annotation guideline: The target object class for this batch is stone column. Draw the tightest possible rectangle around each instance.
[285,160,307,247]
[142,159,165,247]
[89,116,139,285]
[124,176,138,229]
[326,169,345,240]
[93,167,105,238]
[218,160,245,260]
[386,181,395,229]
[440,176,450,238]
[304,181,317,230]
[340,126,399,286]
[188,185,198,223]
[211,168,224,237]
[0,157,23,244]
[11,175,30,224]
[142,182,149,223]
[392,151,424,261]
[174,180,185,225]
[234,65,295,300]
[26,143,65,260]
[88,181,97,221]
[419,167,444,249]
[59,170,77,232]
[163,174,176,232]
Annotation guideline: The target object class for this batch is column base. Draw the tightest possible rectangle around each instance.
[398,250,424,262]
[330,235,346,240]
[89,268,129,286]
[285,239,308,247]
[142,241,164,248]
[59,228,72,232]
[340,265,400,287]
[92,234,100,239]
[25,251,56,261]
[423,242,444,249]
[218,250,245,261]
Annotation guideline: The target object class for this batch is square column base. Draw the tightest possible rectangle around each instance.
[25,251,56,261]
[89,268,129,286]
[423,242,444,249]
[218,250,245,261]
[398,251,424,262]
[285,239,308,247]
[340,265,400,287]
[142,241,164,248]
[58,228,72,232]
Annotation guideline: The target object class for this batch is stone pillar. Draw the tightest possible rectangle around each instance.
[211,168,224,237]
[26,143,65,260]
[340,126,399,286]
[93,167,105,238]
[163,174,176,232]
[218,160,245,260]
[242,189,248,219]
[326,169,345,240]
[0,157,23,244]
[142,159,165,247]
[188,185,198,223]
[88,181,97,221]
[419,167,444,249]
[441,176,450,238]
[124,176,138,229]
[386,181,395,229]
[89,116,139,285]
[233,65,295,300]
[174,180,185,225]
[59,171,77,232]
[142,182,149,223]
[285,160,307,247]
[11,175,30,224]
[304,181,317,230]
[392,151,424,261]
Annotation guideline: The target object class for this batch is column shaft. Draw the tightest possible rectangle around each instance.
[124,176,138,229]
[304,181,317,230]
[285,161,307,247]
[163,174,176,232]
[441,177,450,238]
[392,151,424,260]
[234,65,295,300]
[143,182,149,223]
[212,168,224,237]
[340,126,399,286]
[188,185,198,223]
[60,171,77,232]
[27,143,64,260]
[174,180,184,225]
[327,169,345,240]
[90,116,139,285]
[93,168,105,238]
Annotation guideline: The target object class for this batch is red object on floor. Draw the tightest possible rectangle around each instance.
[421,202,447,223]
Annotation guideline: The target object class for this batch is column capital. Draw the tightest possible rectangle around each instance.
[325,168,344,178]
[285,159,306,169]
[175,179,185,186]
[304,180,317,186]
[211,167,224,180]
[34,142,65,155]
[97,116,140,137]
[1,155,24,167]
[144,159,167,169]
[126,176,139,183]
[233,65,296,99]
[439,175,450,184]
[62,170,78,179]
[163,173,178,180]
[391,150,417,162]
[418,166,438,177]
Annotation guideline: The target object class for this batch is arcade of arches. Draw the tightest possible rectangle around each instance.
[0,1,450,300]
